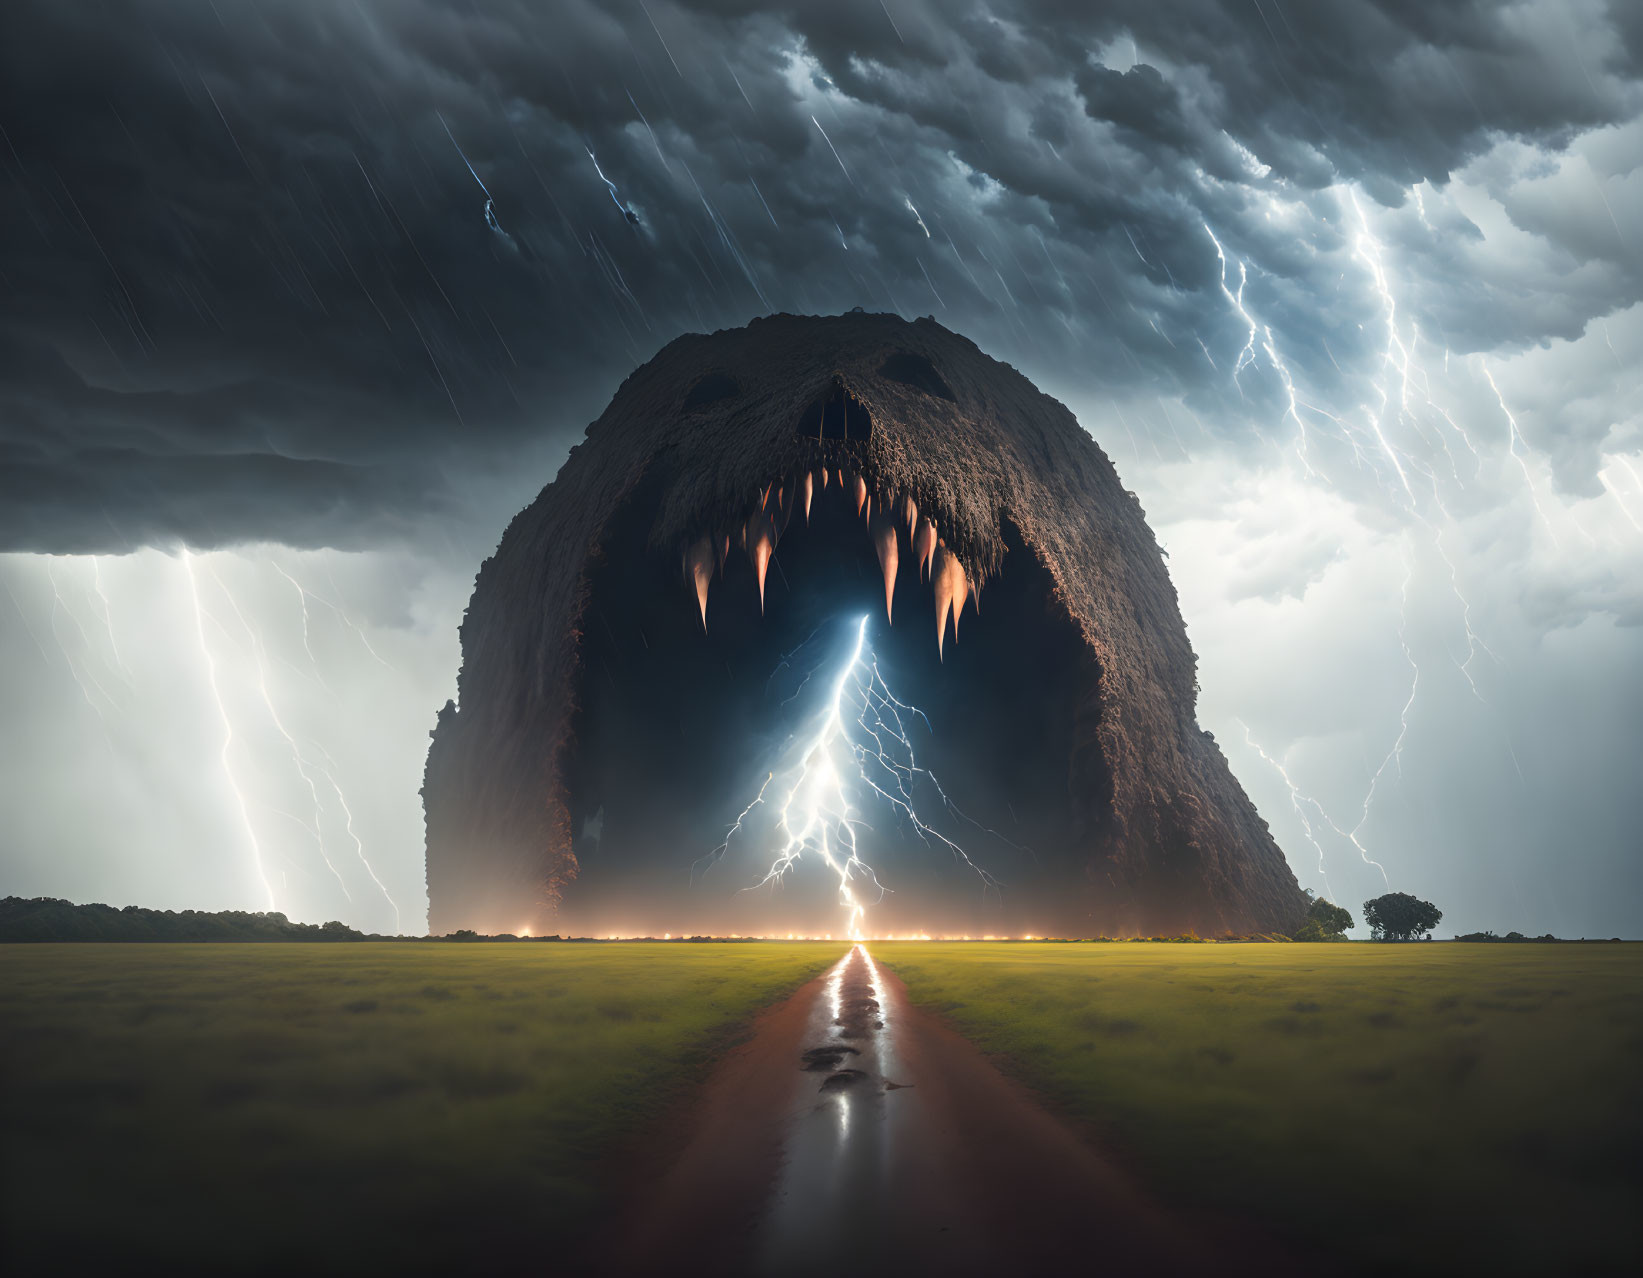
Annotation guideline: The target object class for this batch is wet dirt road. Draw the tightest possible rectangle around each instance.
[607,944,1221,1277]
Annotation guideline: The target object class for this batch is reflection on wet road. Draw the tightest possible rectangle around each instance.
[614,944,1217,1277]
[754,945,910,1272]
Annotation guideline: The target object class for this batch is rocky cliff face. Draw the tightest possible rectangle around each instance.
[424,312,1307,937]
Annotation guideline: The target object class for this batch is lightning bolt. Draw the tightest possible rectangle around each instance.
[1601,455,1643,536]
[1481,361,1560,547]
[586,148,640,224]
[1231,541,1428,897]
[1237,719,1337,901]
[310,739,403,934]
[1345,190,1508,720]
[270,564,396,674]
[438,111,512,242]
[810,114,855,188]
[709,615,999,936]
[1341,551,1412,886]
[182,549,276,910]
[903,195,930,238]
[271,561,329,690]
[1343,190,1493,506]
[88,557,134,685]
[1203,224,1261,390]
[1411,181,1434,231]
[1346,191,1420,504]
[324,568,397,671]
[1203,223,1327,476]
[202,563,354,906]
[1422,520,1496,701]
[44,563,122,719]
[1240,541,1423,892]
[268,560,404,930]
[1,573,54,669]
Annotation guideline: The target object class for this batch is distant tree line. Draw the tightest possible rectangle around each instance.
[0,898,771,943]
[0,897,396,942]
[6,894,1598,944]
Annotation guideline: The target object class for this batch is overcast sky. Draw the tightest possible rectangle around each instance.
[1,0,1638,936]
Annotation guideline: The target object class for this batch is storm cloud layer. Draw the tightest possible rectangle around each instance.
[2,0,1636,550]
[1,1,1639,935]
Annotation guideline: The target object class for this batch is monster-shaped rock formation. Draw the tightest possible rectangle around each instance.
[424,312,1307,937]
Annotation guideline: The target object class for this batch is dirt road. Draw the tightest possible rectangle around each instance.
[605,944,1227,1276]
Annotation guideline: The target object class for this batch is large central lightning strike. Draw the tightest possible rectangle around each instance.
[705,615,998,937]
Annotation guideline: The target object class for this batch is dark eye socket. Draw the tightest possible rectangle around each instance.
[878,351,954,401]
[682,372,740,412]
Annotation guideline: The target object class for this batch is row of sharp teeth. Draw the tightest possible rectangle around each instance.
[683,467,977,658]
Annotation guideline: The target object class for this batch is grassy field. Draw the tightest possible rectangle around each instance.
[0,941,844,1272]
[878,941,1643,1274]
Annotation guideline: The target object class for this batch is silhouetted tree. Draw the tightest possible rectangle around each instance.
[1363,892,1442,941]
[1307,897,1353,935]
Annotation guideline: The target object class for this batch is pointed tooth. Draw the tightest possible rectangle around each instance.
[746,512,774,613]
[913,517,936,580]
[777,480,795,535]
[685,535,714,630]
[933,546,965,660]
[852,474,867,517]
[819,467,829,491]
[800,471,813,521]
[720,533,730,569]
[761,482,773,512]
[901,495,917,528]
[952,558,970,637]
[753,541,771,611]
[870,513,899,623]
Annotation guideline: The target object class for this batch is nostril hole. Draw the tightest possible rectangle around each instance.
[797,380,872,440]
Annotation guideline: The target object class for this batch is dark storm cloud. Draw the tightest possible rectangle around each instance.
[0,0,1636,552]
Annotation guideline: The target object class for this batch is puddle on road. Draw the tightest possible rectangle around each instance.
[754,944,916,1274]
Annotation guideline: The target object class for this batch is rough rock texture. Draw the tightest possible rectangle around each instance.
[423,312,1307,937]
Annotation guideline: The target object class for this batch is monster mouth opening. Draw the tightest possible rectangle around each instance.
[424,313,1307,940]
[562,461,1107,938]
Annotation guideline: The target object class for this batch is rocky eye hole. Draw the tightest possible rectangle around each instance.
[681,372,741,412]
[878,351,955,401]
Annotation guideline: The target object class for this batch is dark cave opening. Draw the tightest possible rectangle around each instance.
[562,473,1109,935]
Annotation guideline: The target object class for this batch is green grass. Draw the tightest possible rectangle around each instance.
[878,941,1643,1275]
[0,941,844,1272]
